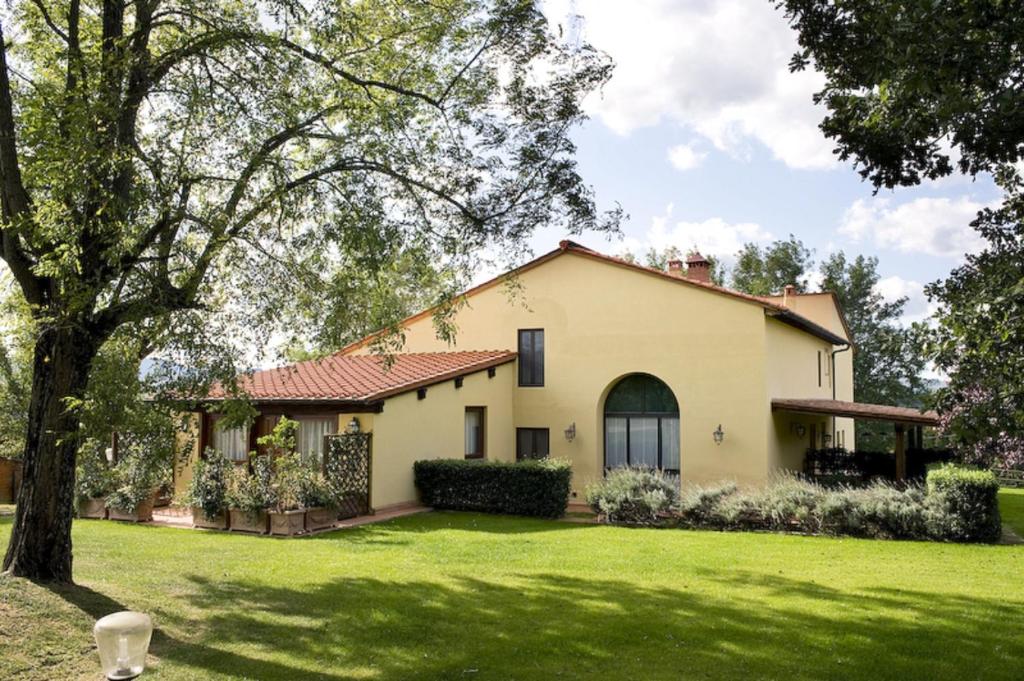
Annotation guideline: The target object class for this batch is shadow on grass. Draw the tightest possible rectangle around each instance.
[170,569,1024,681]
[47,582,354,680]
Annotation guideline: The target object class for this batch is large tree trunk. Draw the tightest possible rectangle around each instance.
[3,324,98,582]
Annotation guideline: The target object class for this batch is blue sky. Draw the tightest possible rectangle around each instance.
[523,0,1004,325]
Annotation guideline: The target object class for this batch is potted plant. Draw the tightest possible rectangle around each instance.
[76,447,113,519]
[227,454,272,533]
[268,453,305,536]
[186,449,231,530]
[106,461,158,522]
[301,468,338,532]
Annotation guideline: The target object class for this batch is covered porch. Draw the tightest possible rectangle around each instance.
[772,398,941,481]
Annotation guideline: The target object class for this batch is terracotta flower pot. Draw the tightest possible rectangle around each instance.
[304,507,337,532]
[229,508,268,534]
[78,497,108,519]
[108,499,154,523]
[269,509,306,536]
[192,507,229,530]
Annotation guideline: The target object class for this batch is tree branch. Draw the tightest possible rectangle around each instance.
[28,0,69,43]
[0,21,43,305]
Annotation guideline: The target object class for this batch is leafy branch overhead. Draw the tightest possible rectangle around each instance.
[0,0,618,339]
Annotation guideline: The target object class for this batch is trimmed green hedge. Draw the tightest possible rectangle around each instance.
[414,458,572,518]
[926,465,1002,542]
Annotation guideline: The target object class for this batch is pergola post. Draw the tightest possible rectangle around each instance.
[894,424,906,481]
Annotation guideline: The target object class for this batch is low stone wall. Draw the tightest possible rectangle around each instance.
[0,457,23,504]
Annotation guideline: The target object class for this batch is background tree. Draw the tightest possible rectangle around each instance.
[0,0,617,582]
[927,169,1024,468]
[779,0,1024,464]
[820,253,928,449]
[0,277,30,459]
[729,235,812,295]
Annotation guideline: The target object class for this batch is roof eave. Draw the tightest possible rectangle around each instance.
[767,309,850,346]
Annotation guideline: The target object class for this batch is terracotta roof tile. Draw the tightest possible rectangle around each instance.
[208,350,515,402]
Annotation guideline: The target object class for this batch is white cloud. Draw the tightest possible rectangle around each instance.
[873,275,938,327]
[621,204,772,263]
[839,196,990,258]
[667,142,707,171]
[545,0,836,170]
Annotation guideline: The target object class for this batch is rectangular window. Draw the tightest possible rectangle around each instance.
[211,416,249,462]
[516,428,550,461]
[517,329,545,386]
[296,417,338,465]
[464,407,485,459]
[817,350,822,387]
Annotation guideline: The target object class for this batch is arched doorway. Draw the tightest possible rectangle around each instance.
[604,374,680,473]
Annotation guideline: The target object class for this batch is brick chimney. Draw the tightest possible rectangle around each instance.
[782,283,796,306]
[685,252,711,283]
[667,259,685,277]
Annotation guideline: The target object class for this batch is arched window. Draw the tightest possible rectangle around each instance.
[604,374,680,473]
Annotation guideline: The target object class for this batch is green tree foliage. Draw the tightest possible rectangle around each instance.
[0,0,618,581]
[927,170,1024,469]
[779,0,1024,464]
[821,253,929,450]
[0,279,31,459]
[729,235,812,296]
[777,0,1023,188]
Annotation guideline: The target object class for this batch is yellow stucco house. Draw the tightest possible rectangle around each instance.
[176,240,937,511]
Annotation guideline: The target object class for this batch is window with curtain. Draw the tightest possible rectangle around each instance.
[212,418,248,462]
[296,417,337,464]
[603,374,680,473]
[464,407,485,459]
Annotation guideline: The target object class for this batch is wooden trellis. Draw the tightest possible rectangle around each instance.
[324,433,372,519]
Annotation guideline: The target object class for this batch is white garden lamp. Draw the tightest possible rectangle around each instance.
[94,611,153,680]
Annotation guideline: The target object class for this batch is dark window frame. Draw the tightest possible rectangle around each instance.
[465,406,486,460]
[516,427,550,460]
[517,328,545,387]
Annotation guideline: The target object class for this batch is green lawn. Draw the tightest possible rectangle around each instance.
[1000,487,1024,536]
[2,502,1023,681]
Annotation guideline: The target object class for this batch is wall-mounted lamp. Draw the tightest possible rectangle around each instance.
[94,611,153,680]
[791,423,807,438]
[713,424,725,445]
[564,422,576,442]
[346,417,361,434]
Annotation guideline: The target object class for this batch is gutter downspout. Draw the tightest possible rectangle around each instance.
[831,343,852,447]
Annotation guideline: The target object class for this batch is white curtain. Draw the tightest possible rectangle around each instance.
[214,424,247,461]
[605,417,628,468]
[629,417,659,468]
[297,418,337,464]
[660,417,680,470]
